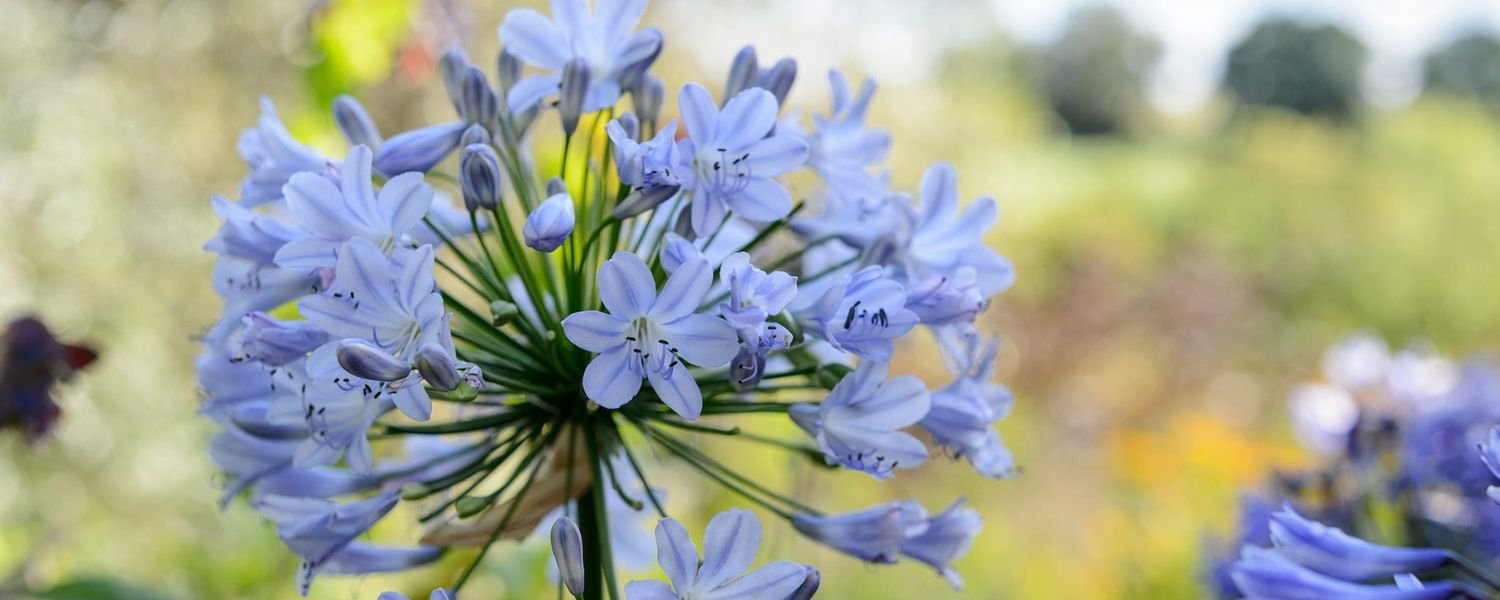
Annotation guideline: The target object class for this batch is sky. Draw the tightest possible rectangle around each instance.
[655,0,1500,113]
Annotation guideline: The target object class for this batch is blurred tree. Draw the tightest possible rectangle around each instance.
[1423,32,1500,113]
[1032,6,1161,136]
[1223,19,1367,122]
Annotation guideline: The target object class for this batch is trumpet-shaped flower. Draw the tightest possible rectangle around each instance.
[676,84,809,236]
[791,500,927,564]
[562,252,738,418]
[1229,547,1456,600]
[792,266,917,362]
[238,97,330,207]
[298,239,457,421]
[897,163,1012,297]
[608,120,682,218]
[900,500,981,589]
[275,146,435,272]
[920,336,1015,478]
[255,492,439,595]
[232,312,327,366]
[624,508,811,600]
[789,359,928,478]
[800,70,891,202]
[498,0,663,114]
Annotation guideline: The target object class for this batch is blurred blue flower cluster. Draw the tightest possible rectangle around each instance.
[1212,334,1500,598]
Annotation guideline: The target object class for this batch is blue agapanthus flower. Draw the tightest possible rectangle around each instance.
[196,0,1017,596]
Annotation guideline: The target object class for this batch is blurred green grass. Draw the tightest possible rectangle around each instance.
[2,1,1499,598]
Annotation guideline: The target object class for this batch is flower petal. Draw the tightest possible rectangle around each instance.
[679,83,719,146]
[498,9,570,71]
[725,178,793,222]
[391,385,432,422]
[654,517,699,592]
[596,0,647,45]
[843,374,931,430]
[742,135,809,176]
[702,561,808,600]
[696,508,761,590]
[659,314,739,368]
[716,88,777,149]
[284,171,367,238]
[506,73,563,114]
[647,366,703,420]
[598,251,656,318]
[583,346,643,408]
[650,257,713,321]
[623,580,677,600]
[378,172,434,237]
[562,310,631,352]
[919,162,959,226]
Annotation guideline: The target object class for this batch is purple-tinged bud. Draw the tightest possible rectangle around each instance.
[615,112,640,141]
[523,192,575,253]
[439,49,470,116]
[550,517,585,598]
[233,312,326,366]
[460,144,502,211]
[460,123,490,148]
[761,58,798,106]
[332,95,382,150]
[657,232,700,275]
[414,344,460,391]
[612,184,680,219]
[546,177,567,197]
[336,339,410,382]
[373,122,466,175]
[460,66,499,127]
[559,59,592,137]
[789,567,820,600]
[616,28,663,91]
[632,75,665,126]
[724,45,759,100]
[497,48,522,96]
[672,204,694,239]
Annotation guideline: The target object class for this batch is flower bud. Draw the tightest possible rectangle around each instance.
[550,517,585,598]
[460,123,490,147]
[615,112,640,142]
[440,49,471,115]
[546,177,568,198]
[336,339,411,382]
[761,58,798,106]
[616,28,663,91]
[523,192,575,253]
[489,300,519,326]
[632,75,665,127]
[460,144,502,211]
[333,95,382,150]
[658,232,700,274]
[497,48,522,96]
[460,66,499,127]
[560,58,592,137]
[454,495,491,518]
[724,45,759,100]
[373,122,467,175]
[415,343,461,391]
[672,204,695,239]
[400,483,431,501]
[234,311,326,366]
[612,184,680,220]
[789,567,820,600]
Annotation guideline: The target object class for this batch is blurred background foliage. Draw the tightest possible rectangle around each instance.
[2,0,1499,598]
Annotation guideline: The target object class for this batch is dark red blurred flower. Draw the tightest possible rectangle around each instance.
[0,316,97,442]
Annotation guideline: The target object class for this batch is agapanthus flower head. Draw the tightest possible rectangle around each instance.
[198,1,1015,595]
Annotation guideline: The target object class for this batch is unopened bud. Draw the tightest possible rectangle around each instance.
[550,517,586,598]
[373,122,467,175]
[460,123,490,147]
[333,95,382,150]
[546,177,568,197]
[415,343,461,391]
[460,143,502,211]
[497,48,522,95]
[336,339,410,381]
[559,59,592,137]
[400,483,431,501]
[761,58,798,106]
[612,184,680,220]
[460,66,499,127]
[523,192,576,253]
[616,28,663,91]
[789,567,821,600]
[489,300,519,326]
[725,45,759,100]
[455,495,491,518]
[439,49,471,116]
[632,75,664,126]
